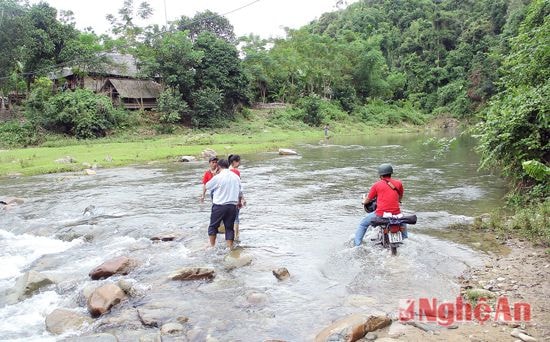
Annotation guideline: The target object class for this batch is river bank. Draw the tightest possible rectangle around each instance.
[0,118,422,177]
[354,237,550,341]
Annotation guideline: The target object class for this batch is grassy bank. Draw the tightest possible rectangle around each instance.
[0,113,414,177]
[0,128,313,176]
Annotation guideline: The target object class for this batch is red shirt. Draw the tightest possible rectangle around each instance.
[367,177,404,216]
[202,170,215,184]
[230,168,241,177]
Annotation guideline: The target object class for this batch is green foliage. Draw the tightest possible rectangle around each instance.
[476,84,549,180]
[0,121,43,148]
[423,137,457,160]
[176,10,236,43]
[475,0,549,203]
[157,88,189,124]
[193,32,250,113]
[191,88,223,128]
[296,95,326,127]
[25,77,54,124]
[509,200,550,246]
[354,100,426,126]
[42,89,127,139]
[522,160,550,182]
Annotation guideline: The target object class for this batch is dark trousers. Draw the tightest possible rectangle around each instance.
[208,204,237,241]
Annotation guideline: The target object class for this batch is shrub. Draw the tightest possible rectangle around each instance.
[25,77,54,125]
[296,95,326,127]
[0,121,43,148]
[354,100,426,125]
[157,88,189,124]
[191,88,223,128]
[42,89,127,139]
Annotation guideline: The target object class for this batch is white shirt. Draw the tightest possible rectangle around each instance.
[205,169,242,205]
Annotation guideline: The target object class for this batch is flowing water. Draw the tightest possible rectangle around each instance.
[0,131,507,341]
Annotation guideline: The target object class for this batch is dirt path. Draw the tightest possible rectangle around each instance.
[366,239,550,341]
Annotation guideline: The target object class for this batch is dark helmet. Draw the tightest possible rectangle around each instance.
[378,163,393,176]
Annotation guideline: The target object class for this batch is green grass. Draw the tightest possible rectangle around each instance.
[0,108,422,177]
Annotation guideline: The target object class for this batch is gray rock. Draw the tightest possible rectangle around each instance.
[12,270,55,302]
[365,332,378,340]
[511,328,537,341]
[45,308,93,335]
[160,322,184,335]
[55,156,77,164]
[60,333,118,342]
[278,148,298,155]
[224,249,253,269]
[137,308,167,327]
[179,156,197,162]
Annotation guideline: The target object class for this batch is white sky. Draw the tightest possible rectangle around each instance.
[30,0,358,38]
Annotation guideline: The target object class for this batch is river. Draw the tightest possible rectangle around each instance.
[0,131,507,341]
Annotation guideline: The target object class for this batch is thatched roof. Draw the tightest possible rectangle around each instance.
[105,78,162,99]
[49,53,139,79]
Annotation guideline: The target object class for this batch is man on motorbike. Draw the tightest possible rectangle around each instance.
[354,163,407,246]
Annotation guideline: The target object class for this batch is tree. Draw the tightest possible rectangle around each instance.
[193,32,249,114]
[140,30,203,102]
[476,0,549,198]
[176,10,236,43]
[105,0,153,44]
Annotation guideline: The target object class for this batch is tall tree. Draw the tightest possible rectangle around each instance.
[176,10,236,43]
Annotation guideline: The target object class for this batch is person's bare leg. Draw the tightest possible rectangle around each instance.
[209,235,216,247]
[226,239,234,249]
[234,223,239,241]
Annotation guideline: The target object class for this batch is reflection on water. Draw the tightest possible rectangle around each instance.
[0,132,507,340]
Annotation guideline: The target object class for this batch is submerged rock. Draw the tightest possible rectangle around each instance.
[314,314,392,342]
[10,270,55,303]
[278,148,298,155]
[179,156,197,162]
[272,267,290,281]
[224,248,253,269]
[60,333,118,342]
[170,267,216,281]
[45,308,93,335]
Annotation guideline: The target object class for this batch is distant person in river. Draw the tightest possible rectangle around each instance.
[200,156,220,203]
[228,154,246,240]
[205,158,243,249]
[354,163,407,246]
[324,124,330,138]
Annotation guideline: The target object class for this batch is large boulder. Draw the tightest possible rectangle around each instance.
[170,267,215,281]
[89,256,136,280]
[87,283,126,317]
[314,314,392,342]
[45,308,93,335]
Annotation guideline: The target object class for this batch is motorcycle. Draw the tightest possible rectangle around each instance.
[370,214,417,256]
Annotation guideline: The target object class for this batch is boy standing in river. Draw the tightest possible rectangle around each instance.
[200,156,219,203]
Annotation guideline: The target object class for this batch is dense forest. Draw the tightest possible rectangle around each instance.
[0,0,548,203]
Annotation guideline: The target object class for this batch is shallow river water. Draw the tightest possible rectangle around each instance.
[0,131,507,341]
